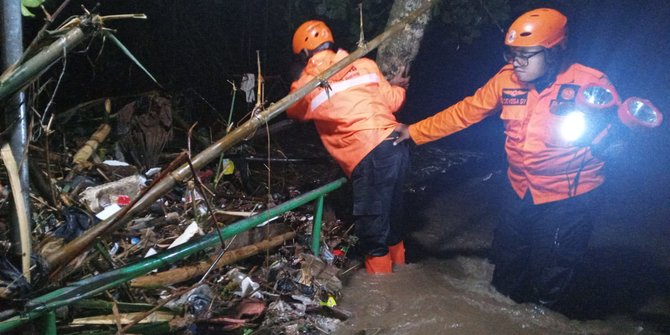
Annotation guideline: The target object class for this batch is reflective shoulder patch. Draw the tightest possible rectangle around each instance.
[310,73,380,111]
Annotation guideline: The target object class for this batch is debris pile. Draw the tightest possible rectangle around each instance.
[0,92,357,334]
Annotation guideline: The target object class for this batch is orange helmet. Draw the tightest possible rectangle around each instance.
[292,20,334,55]
[505,8,567,49]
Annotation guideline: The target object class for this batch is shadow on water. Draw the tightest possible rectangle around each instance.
[398,143,670,333]
[564,247,670,332]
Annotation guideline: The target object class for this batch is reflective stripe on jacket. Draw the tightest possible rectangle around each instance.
[408,63,616,204]
[288,49,406,177]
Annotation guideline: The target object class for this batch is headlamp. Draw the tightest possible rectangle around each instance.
[557,83,663,144]
[576,83,620,110]
[618,97,663,129]
[558,84,619,143]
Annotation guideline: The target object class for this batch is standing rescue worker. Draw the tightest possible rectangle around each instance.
[394,8,621,306]
[287,20,411,274]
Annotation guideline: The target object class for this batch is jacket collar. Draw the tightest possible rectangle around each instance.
[306,49,350,78]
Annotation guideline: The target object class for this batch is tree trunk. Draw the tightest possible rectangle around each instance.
[377,0,435,78]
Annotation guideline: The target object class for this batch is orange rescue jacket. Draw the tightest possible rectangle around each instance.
[409,63,617,204]
[288,49,406,177]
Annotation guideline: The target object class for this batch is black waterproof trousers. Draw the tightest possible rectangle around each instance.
[351,137,410,257]
[491,183,597,307]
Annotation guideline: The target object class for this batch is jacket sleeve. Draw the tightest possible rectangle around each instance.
[286,75,312,121]
[408,72,502,145]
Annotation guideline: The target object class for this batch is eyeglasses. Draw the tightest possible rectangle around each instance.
[503,49,544,67]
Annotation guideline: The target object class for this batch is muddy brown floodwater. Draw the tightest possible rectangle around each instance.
[335,258,656,335]
[333,144,670,335]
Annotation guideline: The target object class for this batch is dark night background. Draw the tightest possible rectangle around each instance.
[14,0,670,327]
[25,0,670,167]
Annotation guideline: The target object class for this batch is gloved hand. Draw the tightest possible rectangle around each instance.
[592,122,630,160]
[389,65,410,88]
[392,123,411,146]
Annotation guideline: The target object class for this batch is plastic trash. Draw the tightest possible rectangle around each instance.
[109,242,120,256]
[79,175,146,213]
[221,158,235,175]
[226,268,262,299]
[95,203,121,220]
[115,195,131,206]
[145,167,162,177]
[54,207,97,242]
[166,285,214,318]
[320,246,335,264]
[144,247,157,258]
[167,221,202,249]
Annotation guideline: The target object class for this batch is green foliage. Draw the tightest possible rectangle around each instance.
[286,0,393,50]
[437,0,512,45]
[283,0,518,49]
[279,0,523,52]
[21,0,45,17]
[104,31,162,87]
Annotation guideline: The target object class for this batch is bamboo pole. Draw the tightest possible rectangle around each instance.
[45,0,436,274]
[71,299,177,314]
[0,143,31,282]
[0,13,146,102]
[71,123,111,167]
[0,25,89,101]
[131,231,296,288]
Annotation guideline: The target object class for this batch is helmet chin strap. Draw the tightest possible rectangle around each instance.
[531,68,557,92]
[531,52,564,92]
[300,42,336,62]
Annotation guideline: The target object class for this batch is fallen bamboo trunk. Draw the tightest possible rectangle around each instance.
[131,231,296,288]
[45,0,436,275]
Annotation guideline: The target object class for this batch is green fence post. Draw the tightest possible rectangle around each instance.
[39,311,56,335]
[311,195,325,256]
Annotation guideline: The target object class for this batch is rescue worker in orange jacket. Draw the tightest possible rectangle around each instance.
[288,20,411,274]
[394,8,621,306]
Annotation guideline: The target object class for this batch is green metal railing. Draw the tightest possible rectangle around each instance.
[0,177,346,334]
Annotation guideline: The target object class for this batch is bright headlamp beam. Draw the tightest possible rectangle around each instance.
[560,111,587,142]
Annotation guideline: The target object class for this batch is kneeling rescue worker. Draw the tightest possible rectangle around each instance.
[287,20,411,274]
[394,8,633,307]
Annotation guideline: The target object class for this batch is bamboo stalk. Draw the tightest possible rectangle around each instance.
[71,123,111,167]
[70,311,175,325]
[0,26,88,101]
[72,299,178,314]
[44,0,436,274]
[0,143,31,283]
[131,231,295,288]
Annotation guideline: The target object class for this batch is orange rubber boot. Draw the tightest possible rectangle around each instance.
[365,254,392,274]
[388,241,405,265]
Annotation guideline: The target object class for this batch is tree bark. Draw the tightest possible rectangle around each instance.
[377,0,435,78]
